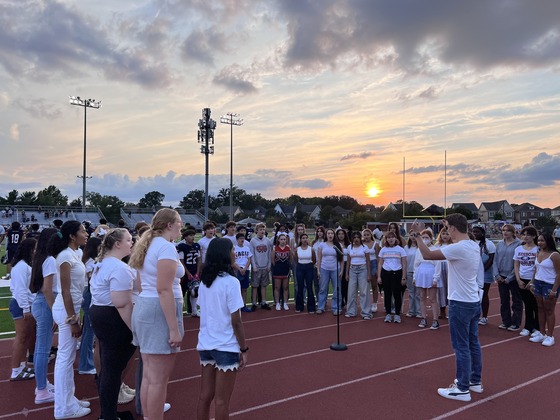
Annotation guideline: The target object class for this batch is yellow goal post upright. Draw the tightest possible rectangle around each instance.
[401,152,447,235]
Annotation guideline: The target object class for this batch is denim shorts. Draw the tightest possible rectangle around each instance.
[236,270,250,289]
[533,280,559,298]
[199,349,240,372]
[9,298,24,320]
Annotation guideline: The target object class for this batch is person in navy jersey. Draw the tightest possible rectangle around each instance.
[4,221,26,280]
[177,229,201,316]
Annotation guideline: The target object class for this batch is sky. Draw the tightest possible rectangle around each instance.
[1,0,560,210]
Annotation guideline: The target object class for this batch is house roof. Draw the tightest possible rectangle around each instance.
[451,203,478,212]
[479,200,510,211]
[512,202,543,211]
[298,204,320,213]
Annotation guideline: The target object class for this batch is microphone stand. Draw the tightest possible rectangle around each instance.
[330,243,347,351]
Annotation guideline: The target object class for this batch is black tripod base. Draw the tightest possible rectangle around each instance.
[330,343,348,351]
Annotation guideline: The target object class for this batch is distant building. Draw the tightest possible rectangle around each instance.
[513,202,550,225]
[478,200,514,222]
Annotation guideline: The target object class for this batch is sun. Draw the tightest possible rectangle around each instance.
[367,186,381,198]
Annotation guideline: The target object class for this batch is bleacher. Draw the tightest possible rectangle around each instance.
[121,207,205,231]
[0,206,106,228]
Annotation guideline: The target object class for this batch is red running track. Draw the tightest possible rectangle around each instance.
[0,288,558,419]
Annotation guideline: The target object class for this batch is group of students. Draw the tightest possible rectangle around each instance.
[8,209,248,420]
[474,224,560,346]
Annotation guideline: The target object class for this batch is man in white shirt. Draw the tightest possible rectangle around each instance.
[413,214,483,403]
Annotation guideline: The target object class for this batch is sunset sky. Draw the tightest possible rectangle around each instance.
[1,0,560,209]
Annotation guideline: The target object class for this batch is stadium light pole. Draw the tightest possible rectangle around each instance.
[69,96,101,213]
[220,113,243,220]
[198,108,216,221]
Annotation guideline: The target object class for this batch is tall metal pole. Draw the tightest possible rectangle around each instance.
[220,113,243,221]
[69,96,101,213]
[82,105,87,213]
[198,108,216,221]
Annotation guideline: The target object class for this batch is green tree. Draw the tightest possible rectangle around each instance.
[180,190,206,210]
[138,191,165,208]
[18,191,38,205]
[446,206,473,220]
[37,185,68,207]
[87,192,125,223]
[1,189,19,205]
[535,216,557,233]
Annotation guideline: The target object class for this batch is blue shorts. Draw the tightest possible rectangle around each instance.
[236,271,250,290]
[199,349,240,372]
[9,298,24,320]
[533,280,559,298]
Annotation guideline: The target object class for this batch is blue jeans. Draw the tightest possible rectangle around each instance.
[318,267,341,312]
[31,292,56,390]
[296,263,316,312]
[406,271,421,316]
[448,300,482,391]
[78,288,95,372]
[346,264,371,317]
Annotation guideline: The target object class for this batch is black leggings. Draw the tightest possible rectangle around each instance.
[90,305,137,420]
[381,268,403,315]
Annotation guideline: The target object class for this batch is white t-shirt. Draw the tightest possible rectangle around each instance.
[347,244,370,266]
[42,256,59,294]
[513,245,538,280]
[440,240,481,303]
[198,236,214,263]
[318,242,340,271]
[53,247,86,310]
[197,273,244,353]
[90,256,135,307]
[224,234,237,246]
[234,243,252,268]
[378,246,407,271]
[297,246,313,264]
[10,261,34,312]
[138,237,184,299]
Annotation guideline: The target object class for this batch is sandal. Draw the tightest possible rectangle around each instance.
[10,368,35,381]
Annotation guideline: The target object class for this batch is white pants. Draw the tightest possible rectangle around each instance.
[52,305,82,418]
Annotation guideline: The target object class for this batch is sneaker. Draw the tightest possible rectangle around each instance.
[121,383,135,396]
[261,303,271,310]
[394,315,401,323]
[283,303,289,311]
[118,385,135,404]
[519,329,531,337]
[418,318,427,328]
[430,320,440,330]
[316,309,324,314]
[345,313,354,318]
[478,317,488,326]
[164,403,171,413]
[35,381,55,395]
[333,310,342,315]
[371,303,378,313]
[54,406,91,419]
[251,304,258,311]
[384,314,392,323]
[295,309,302,313]
[542,336,555,347]
[35,387,55,404]
[498,323,508,330]
[437,383,471,402]
[362,315,372,320]
[530,330,541,338]
[454,379,483,393]
[241,306,252,313]
[507,325,520,332]
[78,368,96,375]
[77,400,90,408]
[529,332,545,343]
[275,303,281,311]
[406,312,414,318]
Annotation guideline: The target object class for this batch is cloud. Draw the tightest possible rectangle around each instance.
[14,98,62,119]
[278,1,560,72]
[340,151,373,161]
[10,124,20,141]
[181,28,227,65]
[286,178,332,189]
[0,1,174,89]
[213,64,258,94]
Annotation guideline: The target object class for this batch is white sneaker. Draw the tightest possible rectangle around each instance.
[530,330,541,338]
[76,400,90,408]
[529,332,545,343]
[542,336,555,347]
[275,303,281,311]
[118,385,135,404]
[519,329,531,337]
[478,317,488,326]
[371,303,378,313]
[283,303,289,310]
[164,402,171,412]
[121,382,136,396]
[35,387,55,404]
[454,378,483,393]
[437,383,471,402]
[55,406,91,419]
[78,368,96,375]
